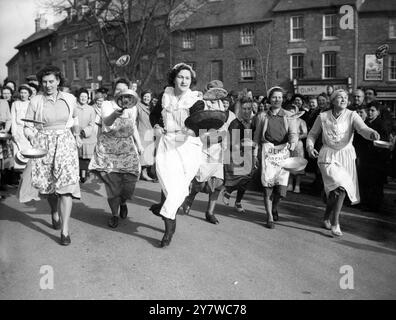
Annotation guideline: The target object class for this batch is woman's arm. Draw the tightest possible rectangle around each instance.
[299,119,308,140]
[306,115,322,157]
[81,109,96,138]
[23,101,37,140]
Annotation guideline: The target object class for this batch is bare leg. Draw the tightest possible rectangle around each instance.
[331,188,346,227]
[263,195,273,221]
[59,194,72,236]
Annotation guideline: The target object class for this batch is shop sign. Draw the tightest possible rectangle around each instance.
[364,54,383,81]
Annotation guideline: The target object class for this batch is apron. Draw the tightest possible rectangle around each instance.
[260,112,290,187]
[261,143,290,187]
[31,129,80,193]
[89,116,140,176]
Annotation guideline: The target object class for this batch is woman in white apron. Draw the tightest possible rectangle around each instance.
[11,85,32,172]
[154,63,203,247]
[181,80,229,224]
[307,89,380,236]
[253,87,298,229]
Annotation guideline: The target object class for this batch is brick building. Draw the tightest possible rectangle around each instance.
[171,0,278,94]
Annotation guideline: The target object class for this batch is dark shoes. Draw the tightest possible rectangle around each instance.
[51,214,61,230]
[160,217,176,248]
[181,200,192,215]
[108,215,119,228]
[60,233,71,246]
[205,212,219,224]
[265,221,275,229]
[120,204,128,219]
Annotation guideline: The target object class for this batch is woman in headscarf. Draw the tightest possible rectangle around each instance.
[75,88,96,183]
[89,85,143,229]
[151,63,203,247]
[306,89,380,236]
[222,96,256,214]
[253,87,298,229]
[136,89,155,181]
[18,66,82,246]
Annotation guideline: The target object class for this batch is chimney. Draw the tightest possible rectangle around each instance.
[35,14,47,32]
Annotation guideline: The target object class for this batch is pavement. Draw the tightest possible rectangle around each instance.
[0,174,395,300]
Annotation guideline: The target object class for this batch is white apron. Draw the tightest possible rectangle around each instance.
[261,142,290,187]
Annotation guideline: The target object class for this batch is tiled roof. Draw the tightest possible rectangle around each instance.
[272,0,356,12]
[15,20,63,49]
[173,0,277,31]
[358,0,396,12]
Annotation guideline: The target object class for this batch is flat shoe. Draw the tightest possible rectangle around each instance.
[235,202,245,213]
[60,233,71,246]
[265,221,275,229]
[108,216,119,228]
[331,225,343,237]
[272,210,279,221]
[120,204,128,219]
[205,212,219,224]
[323,219,331,230]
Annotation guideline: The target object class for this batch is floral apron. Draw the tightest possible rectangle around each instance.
[31,129,79,193]
[89,116,140,176]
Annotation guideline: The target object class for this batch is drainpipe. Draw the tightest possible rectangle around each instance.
[354,6,358,90]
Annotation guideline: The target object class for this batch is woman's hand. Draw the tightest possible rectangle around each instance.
[287,142,296,152]
[153,124,164,136]
[370,130,380,141]
[137,145,144,155]
[253,156,259,169]
[307,147,319,158]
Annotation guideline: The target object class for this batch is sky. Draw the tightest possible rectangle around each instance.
[0,0,52,85]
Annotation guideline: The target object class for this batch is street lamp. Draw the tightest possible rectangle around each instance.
[347,76,352,93]
[293,78,298,93]
[97,75,103,87]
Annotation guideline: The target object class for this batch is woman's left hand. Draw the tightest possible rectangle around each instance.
[370,131,380,141]
[137,145,144,155]
[287,142,296,151]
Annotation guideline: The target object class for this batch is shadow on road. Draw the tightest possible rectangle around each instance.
[71,202,163,248]
[0,202,59,243]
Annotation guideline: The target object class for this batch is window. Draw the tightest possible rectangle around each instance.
[85,31,92,47]
[240,25,254,45]
[48,41,52,55]
[24,51,27,62]
[322,52,337,79]
[389,54,396,80]
[156,59,165,80]
[240,58,255,81]
[290,54,304,79]
[62,37,67,51]
[85,57,93,79]
[390,18,396,39]
[323,14,337,39]
[290,16,304,41]
[182,31,195,49]
[210,60,223,81]
[73,59,79,79]
[210,31,222,49]
[186,61,196,71]
[62,61,67,79]
[72,34,78,49]
[37,46,41,59]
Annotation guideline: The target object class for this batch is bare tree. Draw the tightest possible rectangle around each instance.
[39,0,203,87]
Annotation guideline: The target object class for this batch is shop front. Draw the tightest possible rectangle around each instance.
[292,78,352,97]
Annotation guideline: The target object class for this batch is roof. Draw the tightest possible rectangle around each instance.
[358,0,396,12]
[15,20,63,49]
[272,0,356,12]
[173,0,277,31]
[6,52,19,66]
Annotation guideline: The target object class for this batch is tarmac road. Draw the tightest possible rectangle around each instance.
[1,176,396,300]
